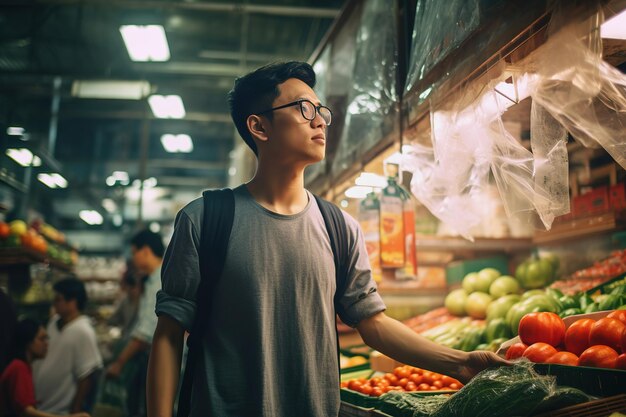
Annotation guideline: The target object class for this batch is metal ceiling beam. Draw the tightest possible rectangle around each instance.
[59,109,232,123]
[148,159,228,171]
[29,0,341,18]
[132,62,257,77]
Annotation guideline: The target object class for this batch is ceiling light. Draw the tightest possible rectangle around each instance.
[6,148,41,167]
[149,222,161,233]
[7,126,24,136]
[161,134,193,153]
[148,95,185,119]
[345,186,373,199]
[355,172,387,188]
[120,25,170,62]
[37,173,68,189]
[102,198,117,213]
[79,210,103,225]
[144,177,158,188]
[72,80,151,100]
[106,176,116,186]
[112,171,129,182]
[601,9,626,40]
[113,214,123,227]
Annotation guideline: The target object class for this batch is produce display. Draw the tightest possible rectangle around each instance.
[0,219,78,266]
[550,249,626,295]
[340,366,463,397]
[505,310,626,370]
[339,354,368,370]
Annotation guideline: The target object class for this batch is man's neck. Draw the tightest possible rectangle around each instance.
[246,160,308,215]
[58,311,81,329]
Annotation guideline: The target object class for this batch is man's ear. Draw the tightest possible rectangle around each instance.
[247,115,269,143]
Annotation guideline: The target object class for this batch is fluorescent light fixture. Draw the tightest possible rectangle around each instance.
[72,80,151,100]
[106,171,130,186]
[355,172,387,188]
[120,25,170,62]
[6,148,41,167]
[144,177,158,188]
[601,9,626,40]
[161,134,193,153]
[148,95,185,118]
[102,198,117,213]
[7,126,24,136]
[149,222,161,233]
[79,210,103,225]
[345,186,373,199]
[37,173,68,189]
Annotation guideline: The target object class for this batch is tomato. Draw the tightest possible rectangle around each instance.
[616,354,626,370]
[579,345,618,369]
[409,373,423,384]
[371,387,383,397]
[340,381,348,388]
[546,351,579,366]
[0,222,10,239]
[429,385,439,390]
[360,385,373,395]
[589,318,625,352]
[417,383,430,391]
[397,378,408,388]
[433,380,444,389]
[384,373,398,385]
[348,380,362,391]
[518,312,566,347]
[506,342,529,360]
[394,366,411,378]
[564,318,595,356]
[421,371,434,384]
[607,310,626,326]
[448,383,461,390]
[522,342,558,363]
[440,375,454,386]
[405,382,417,391]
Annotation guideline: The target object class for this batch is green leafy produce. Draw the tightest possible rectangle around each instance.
[559,308,583,318]
[484,318,511,343]
[531,387,590,415]
[506,294,559,335]
[431,363,554,417]
[486,294,520,322]
[377,392,449,417]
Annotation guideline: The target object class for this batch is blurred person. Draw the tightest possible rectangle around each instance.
[1,318,90,417]
[0,289,17,374]
[34,279,102,415]
[108,261,144,342]
[106,230,163,417]
[148,62,508,417]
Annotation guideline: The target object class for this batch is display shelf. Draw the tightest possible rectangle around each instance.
[0,247,74,272]
[416,237,533,253]
[533,210,626,246]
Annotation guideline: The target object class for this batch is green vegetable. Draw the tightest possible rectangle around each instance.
[598,294,625,311]
[516,257,555,289]
[458,327,484,352]
[432,362,554,417]
[559,308,582,318]
[532,386,590,415]
[486,295,520,322]
[585,302,599,313]
[610,285,626,296]
[506,295,560,335]
[558,295,578,310]
[484,318,511,343]
[377,392,448,417]
[475,343,489,351]
[579,294,594,309]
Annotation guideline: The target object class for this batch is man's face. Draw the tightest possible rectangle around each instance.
[260,78,328,165]
[29,327,49,360]
[131,244,148,274]
[52,292,72,317]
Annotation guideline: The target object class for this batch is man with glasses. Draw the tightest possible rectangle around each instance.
[147,62,507,417]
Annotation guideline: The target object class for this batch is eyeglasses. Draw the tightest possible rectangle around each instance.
[257,99,332,126]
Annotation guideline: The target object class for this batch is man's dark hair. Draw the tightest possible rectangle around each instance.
[227,61,316,156]
[131,229,165,258]
[54,278,88,311]
[14,318,42,361]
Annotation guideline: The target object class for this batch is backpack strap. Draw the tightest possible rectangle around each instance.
[313,195,351,378]
[177,188,234,417]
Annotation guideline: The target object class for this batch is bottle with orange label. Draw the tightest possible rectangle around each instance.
[358,192,382,283]
[380,172,405,269]
[399,187,417,279]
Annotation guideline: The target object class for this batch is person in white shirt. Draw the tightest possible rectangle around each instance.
[34,278,103,414]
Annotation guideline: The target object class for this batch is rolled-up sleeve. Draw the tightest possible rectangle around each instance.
[155,206,202,332]
[336,212,386,327]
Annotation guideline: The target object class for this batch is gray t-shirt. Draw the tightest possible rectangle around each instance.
[156,185,385,417]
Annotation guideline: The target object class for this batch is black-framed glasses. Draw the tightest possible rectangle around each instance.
[257,99,332,126]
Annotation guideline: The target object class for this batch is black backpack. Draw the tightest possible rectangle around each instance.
[177,188,350,417]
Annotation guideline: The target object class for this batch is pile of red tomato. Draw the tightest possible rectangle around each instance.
[505,310,626,369]
[341,366,463,397]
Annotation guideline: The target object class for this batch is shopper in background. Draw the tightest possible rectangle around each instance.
[107,261,144,343]
[0,289,17,374]
[147,62,509,417]
[33,278,102,415]
[106,230,163,416]
[3,318,91,417]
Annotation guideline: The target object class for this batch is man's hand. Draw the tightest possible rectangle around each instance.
[105,361,123,379]
[457,350,511,383]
